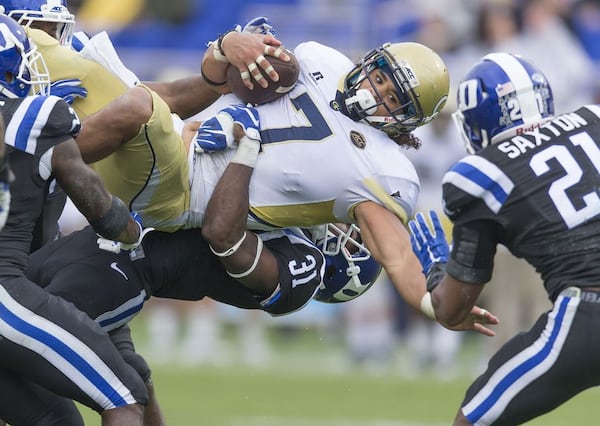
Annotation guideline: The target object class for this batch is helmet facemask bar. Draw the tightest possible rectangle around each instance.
[19,42,50,95]
[312,223,382,303]
[8,2,75,47]
[0,22,50,98]
[319,223,372,268]
[451,109,490,154]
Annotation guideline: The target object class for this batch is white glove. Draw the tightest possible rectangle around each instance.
[97,213,154,254]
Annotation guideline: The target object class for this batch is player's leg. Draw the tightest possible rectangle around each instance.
[0,277,147,424]
[111,324,167,426]
[0,370,84,426]
[455,287,600,425]
[28,226,149,330]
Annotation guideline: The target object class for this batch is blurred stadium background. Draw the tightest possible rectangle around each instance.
[60,0,600,424]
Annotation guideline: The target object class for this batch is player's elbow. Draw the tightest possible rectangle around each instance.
[201,220,239,252]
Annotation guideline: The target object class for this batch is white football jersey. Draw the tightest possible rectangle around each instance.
[188,42,420,230]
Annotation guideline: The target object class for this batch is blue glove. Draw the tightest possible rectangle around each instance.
[242,16,275,35]
[97,212,155,254]
[50,79,88,104]
[222,104,261,141]
[195,104,260,153]
[409,210,449,276]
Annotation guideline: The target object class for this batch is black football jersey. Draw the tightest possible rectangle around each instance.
[442,105,600,300]
[0,95,81,277]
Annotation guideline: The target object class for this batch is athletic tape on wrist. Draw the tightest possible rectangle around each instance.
[231,136,260,168]
[209,232,247,257]
[420,292,436,320]
[227,236,264,279]
[90,197,130,241]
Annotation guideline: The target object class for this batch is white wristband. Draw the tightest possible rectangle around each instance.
[231,136,260,168]
[209,232,247,257]
[212,46,229,63]
[227,236,264,279]
[420,292,436,320]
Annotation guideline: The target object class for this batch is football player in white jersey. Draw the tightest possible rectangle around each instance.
[194,31,498,334]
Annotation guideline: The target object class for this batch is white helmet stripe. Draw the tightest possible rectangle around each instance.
[484,53,542,123]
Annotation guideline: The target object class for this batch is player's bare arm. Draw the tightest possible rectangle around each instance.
[200,108,279,295]
[354,201,427,309]
[358,202,498,336]
[144,75,221,120]
[76,86,153,163]
[51,138,140,245]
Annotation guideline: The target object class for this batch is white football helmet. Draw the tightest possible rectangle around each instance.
[1,0,75,46]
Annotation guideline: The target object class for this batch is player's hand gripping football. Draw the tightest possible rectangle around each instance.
[97,212,154,254]
[195,104,260,153]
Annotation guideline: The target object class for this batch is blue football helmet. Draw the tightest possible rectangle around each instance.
[341,42,449,138]
[312,223,382,304]
[453,52,554,154]
[0,0,75,46]
[0,14,49,97]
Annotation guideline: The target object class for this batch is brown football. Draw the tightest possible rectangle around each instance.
[226,48,299,105]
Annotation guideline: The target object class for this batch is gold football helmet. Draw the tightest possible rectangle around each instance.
[341,42,450,138]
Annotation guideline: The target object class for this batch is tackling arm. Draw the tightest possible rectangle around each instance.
[200,108,279,295]
[144,75,221,120]
[51,138,140,245]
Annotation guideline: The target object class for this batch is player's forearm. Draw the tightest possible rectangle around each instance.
[202,164,252,248]
[144,76,221,119]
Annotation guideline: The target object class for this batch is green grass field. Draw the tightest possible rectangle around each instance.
[76,316,600,426]
[79,364,600,426]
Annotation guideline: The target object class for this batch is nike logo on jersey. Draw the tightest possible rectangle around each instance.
[110,262,128,280]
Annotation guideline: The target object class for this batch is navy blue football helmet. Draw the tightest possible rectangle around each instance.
[0,0,75,46]
[0,14,49,97]
[312,223,382,303]
[453,52,554,154]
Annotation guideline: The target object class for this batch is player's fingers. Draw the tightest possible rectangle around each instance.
[473,323,496,337]
[256,54,279,82]
[246,62,268,88]
[416,212,433,241]
[265,44,290,62]
[239,70,254,90]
